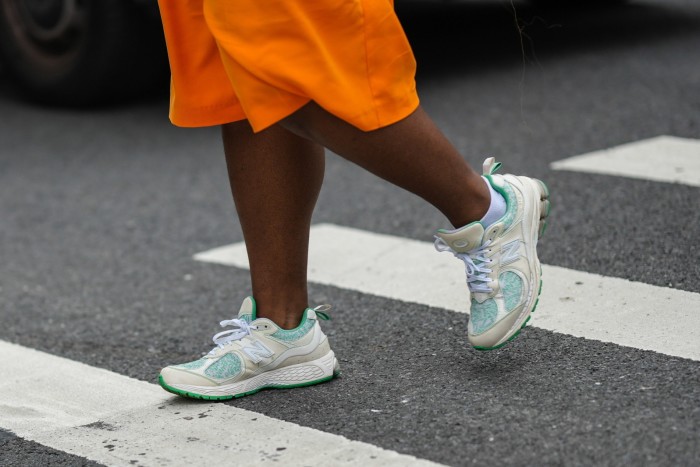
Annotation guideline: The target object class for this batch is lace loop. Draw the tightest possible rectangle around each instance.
[209,318,257,355]
[434,236,493,294]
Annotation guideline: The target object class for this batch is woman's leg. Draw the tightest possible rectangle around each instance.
[221,102,504,332]
[281,103,492,228]
[222,120,325,329]
[281,102,549,350]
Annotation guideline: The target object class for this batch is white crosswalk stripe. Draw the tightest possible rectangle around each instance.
[195,223,700,362]
[0,340,443,467]
[550,135,700,187]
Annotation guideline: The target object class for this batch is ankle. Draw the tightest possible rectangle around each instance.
[253,296,306,330]
[446,174,491,227]
[266,313,304,330]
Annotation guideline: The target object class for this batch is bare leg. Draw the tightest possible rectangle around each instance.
[282,103,490,228]
[222,120,324,329]
[224,105,488,327]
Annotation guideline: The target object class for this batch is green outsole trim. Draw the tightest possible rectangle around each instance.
[158,373,337,401]
[158,375,234,400]
[473,312,533,351]
[471,278,543,351]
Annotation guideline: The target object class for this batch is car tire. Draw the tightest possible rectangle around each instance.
[0,0,168,106]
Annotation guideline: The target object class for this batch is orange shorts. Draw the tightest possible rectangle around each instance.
[158,0,419,132]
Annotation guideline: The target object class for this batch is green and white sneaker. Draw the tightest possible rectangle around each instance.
[435,157,550,350]
[159,297,340,400]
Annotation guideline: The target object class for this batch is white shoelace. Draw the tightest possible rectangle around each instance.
[208,318,258,355]
[434,237,494,294]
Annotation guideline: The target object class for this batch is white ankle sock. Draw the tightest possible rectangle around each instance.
[479,176,507,227]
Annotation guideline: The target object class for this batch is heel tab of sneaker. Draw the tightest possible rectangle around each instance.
[307,304,332,321]
[238,296,257,321]
[482,157,502,176]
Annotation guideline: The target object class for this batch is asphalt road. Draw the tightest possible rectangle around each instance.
[1,0,699,465]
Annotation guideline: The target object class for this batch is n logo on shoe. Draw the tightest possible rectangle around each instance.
[242,341,274,363]
[501,240,521,266]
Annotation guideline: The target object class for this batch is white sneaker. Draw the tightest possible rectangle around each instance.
[159,297,340,400]
[435,158,550,350]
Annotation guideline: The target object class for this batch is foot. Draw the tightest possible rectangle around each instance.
[435,158,550,350]
[159,297,340,400]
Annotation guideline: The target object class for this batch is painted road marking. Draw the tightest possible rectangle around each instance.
[195,224,700,361]
[0,340,443,467]
[550,135,700,187]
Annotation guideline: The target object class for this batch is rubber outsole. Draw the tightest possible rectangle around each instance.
[158,371,340,401]
[473,178,550,351]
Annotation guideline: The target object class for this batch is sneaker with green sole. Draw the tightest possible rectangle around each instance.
[435,157,550,350]
[159,296,340,400]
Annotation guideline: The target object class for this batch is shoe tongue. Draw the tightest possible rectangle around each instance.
[436,222,485,253]
[237,296,257,322]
